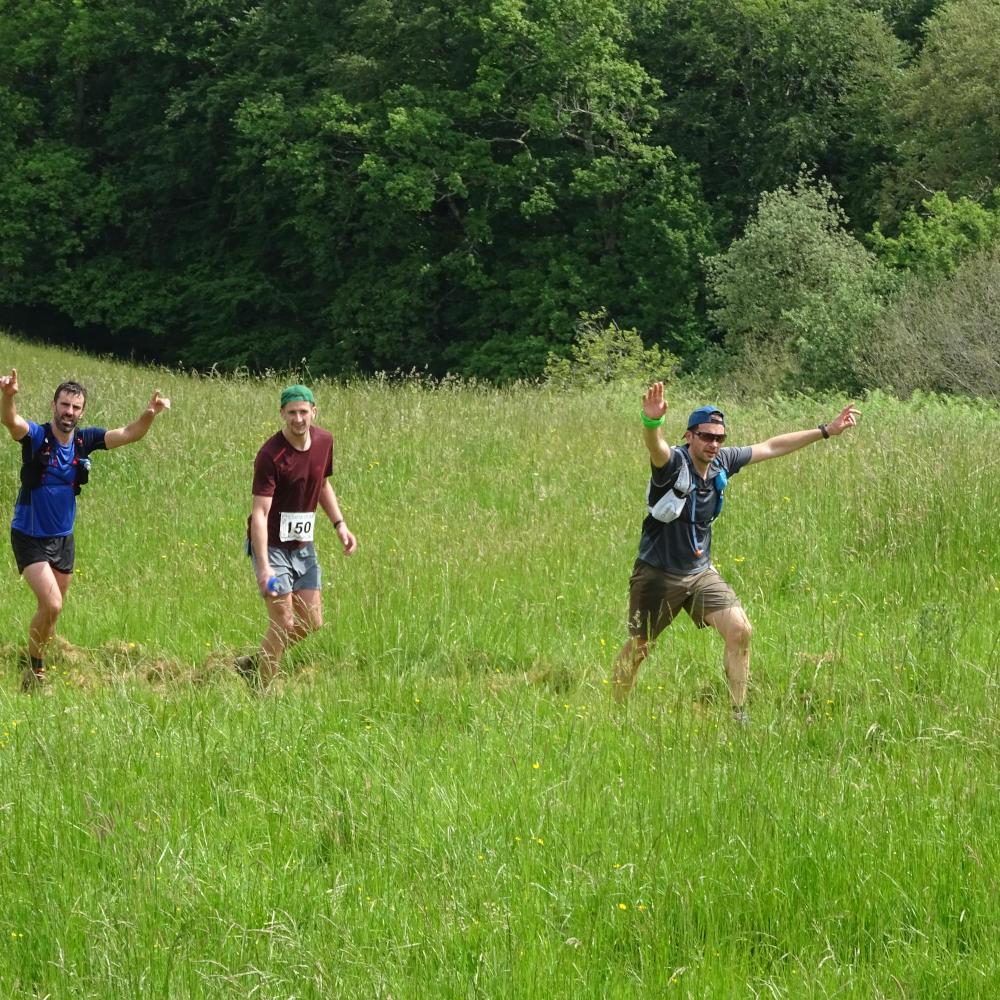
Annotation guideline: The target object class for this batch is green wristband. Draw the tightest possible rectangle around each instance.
[641,412,665,429]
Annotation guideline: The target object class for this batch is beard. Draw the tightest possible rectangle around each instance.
[56,414,79,432]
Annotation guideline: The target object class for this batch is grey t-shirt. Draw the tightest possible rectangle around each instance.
[637,444,752,574]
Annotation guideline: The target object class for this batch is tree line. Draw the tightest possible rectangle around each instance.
[1,0,998,391]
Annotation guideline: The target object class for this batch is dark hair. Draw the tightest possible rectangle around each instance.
[53,381,87,405]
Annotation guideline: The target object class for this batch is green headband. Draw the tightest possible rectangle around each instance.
[280,385,315,408]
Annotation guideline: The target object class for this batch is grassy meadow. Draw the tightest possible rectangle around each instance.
[0,331,998,998]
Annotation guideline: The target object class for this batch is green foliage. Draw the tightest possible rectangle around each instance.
[885,0,1000,213]
[855,0,942,43]
[870,189,1000,280]
[0,0,997,391]
[0,0,715,379]
[636,0,905,231]
[863,247,1000,398]
[705,175,890,393]
[543,309,679,388]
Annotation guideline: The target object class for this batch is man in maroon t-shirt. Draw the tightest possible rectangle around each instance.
[237,384,357,686]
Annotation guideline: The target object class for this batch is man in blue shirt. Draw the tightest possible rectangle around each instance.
[612,381,859,720]
[1,368,170,690]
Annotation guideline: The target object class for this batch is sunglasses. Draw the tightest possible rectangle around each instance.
[691,430,726,444]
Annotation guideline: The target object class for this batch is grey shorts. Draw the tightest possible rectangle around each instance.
[246,540,321,597]
[11,529,75,575]
[628,559,741,640]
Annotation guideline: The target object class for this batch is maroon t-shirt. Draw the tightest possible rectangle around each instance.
[249,427,334,549]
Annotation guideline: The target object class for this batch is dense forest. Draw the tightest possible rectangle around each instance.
[1,0,998,392]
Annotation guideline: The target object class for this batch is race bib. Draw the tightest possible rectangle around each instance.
[279,511,315,542]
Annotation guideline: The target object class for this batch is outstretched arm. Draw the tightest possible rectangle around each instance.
[747,403,860,465]
[318,481,357,555]
[0,368,29,441]
[641,382,672,469]
[104,390,171,449]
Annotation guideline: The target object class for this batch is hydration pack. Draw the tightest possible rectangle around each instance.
[17,422,91,506]
[646,448,728,526]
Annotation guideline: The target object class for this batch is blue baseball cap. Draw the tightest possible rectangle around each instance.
[687,405,725,430]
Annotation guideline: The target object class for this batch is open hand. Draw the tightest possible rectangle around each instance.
[642,382,667,422]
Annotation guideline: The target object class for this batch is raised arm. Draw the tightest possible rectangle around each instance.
[748,402,860,465]
[0,368,30,441]
[318,481,357,555]
[641,382,672,469]
[104,390,171,449]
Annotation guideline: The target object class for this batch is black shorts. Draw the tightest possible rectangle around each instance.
[10,529,75,575]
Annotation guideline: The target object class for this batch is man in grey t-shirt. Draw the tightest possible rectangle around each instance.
[611,382,859,719]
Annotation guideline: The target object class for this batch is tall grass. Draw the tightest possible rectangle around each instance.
[0,333,998,997]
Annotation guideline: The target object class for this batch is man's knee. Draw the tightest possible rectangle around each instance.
[269,606,297,636]
[292,594,323,636]
[612,636,651,702]
[619,634,651,663]
[710,607,751,645]
[288,616,321,644]
[728,611,752,646]
[37,590,63,619]
[631,635,652,660]
[302,609,323,635]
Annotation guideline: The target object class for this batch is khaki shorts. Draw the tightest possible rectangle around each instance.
[627,559,741,640]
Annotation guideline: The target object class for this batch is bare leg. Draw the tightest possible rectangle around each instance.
[611,636,651,704]
[290,588,323,639]
[705,606,752,708]
[258,594,294,685]
[257,589,323,686]
[22,562,71,661]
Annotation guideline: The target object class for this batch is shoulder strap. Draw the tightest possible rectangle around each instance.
[675,447,695,490]
[645,449,694,525]
[648,450,689,497]
[713,467,728,519]
[26,422,53,463]
[17,422,50,503]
